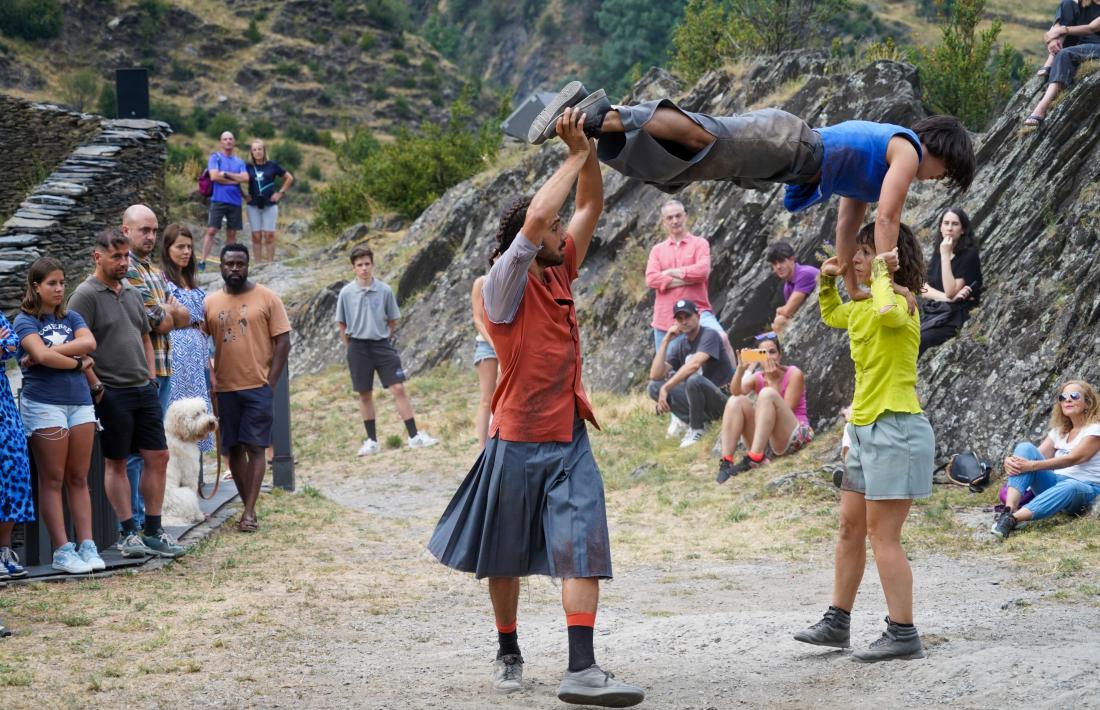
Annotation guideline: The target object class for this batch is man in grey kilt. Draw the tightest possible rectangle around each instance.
[428,109,645,708]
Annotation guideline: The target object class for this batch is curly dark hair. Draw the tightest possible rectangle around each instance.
[489,195,533,267]
[932,206,977,255]
[912,115,975,191]
[856,222,925,293]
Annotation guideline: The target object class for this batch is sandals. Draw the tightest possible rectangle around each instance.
[1023,115,1044,129]
[1036,66,1050,78]
[236,518,259,533]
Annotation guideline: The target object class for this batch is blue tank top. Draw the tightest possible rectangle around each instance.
[784,121,921,212]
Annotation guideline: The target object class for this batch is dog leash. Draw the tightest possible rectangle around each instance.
[198,394,222,501]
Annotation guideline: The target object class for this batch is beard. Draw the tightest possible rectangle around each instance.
[535,251,565,268]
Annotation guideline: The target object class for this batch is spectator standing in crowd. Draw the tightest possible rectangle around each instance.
[1025,1,1100,126]
[336,245,438,456]
[648,299,735,448]
[245,139,293,264]
[429,110,644,707]
[471,273,498,449]
[919,207,981,355]
[204,244,291,532]
[992,379,1100,539]
[13,258,102,574]
[68,230,185,559]
[766,241,820,333]
[200,131,249,270]
[0,311,34,592]
[161,224,214,455]
[717,333,812,482]
[123,205,189,532]
[794,222,930,662]
[1036,0,1100,77]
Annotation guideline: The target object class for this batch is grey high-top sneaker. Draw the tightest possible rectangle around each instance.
[793,606,851,649]
[528,81,588,144]
[852,617,925,662]
[532,89,613,144]
[490,653,523,694]
[558,664,645,707]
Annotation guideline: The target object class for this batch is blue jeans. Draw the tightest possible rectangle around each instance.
[1008,442,1100,520]
[653,310,725,350]
[122,376,173,529]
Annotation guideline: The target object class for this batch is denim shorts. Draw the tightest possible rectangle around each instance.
[19,397,97,436]
[247,204,278,232]
[473,339,497,365]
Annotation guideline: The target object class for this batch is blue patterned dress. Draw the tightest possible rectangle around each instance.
[166,282,214,452]
[0,312,34,523]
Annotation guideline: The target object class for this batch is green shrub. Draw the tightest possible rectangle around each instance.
[60,69,100,112]
[916,0,1020,130]
[190,106,209,133]
[97,84,117,118]
[366,0,409,32]
[151,100,196,134]
[248,117,276,139]
[422,13,460,58]
[392,50,410,66]
[285,118,327,145]
[168,60,195,81]
[359,33,376,52]
[270,140,303,171]
[336,125,380,169]
[274,60,300,78]
[370,83,389,100]
[671,0,732,84]
[401,75,417,89]
[306,163,323,181]
[0,0,62,41]
[392,96,413,120]
[297,178,312,194]
[206,112,241,140]
[166,142,204,170]
[245,18,262,44]
[313,177,370,231]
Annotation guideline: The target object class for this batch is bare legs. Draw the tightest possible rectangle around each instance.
[831,491,868,611]
[250,231,277,262]
[475,359,498,448]
[720,396,756,458]
[228,443,266,529]
[489,577,520,628]
[750,387,799,455]
[1028,82,1065,121]
[104,448,167,522]
[865,499,914,624]
[358,385,415,426]
[29,424,95,548]
[600,108,714,152]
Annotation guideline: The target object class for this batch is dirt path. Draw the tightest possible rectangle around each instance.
[276,461,1100,710]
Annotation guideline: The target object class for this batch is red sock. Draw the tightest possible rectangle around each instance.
[747,450,765,463]
[722,455,734,463]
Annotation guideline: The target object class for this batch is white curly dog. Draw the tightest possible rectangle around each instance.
[163,397,218,525]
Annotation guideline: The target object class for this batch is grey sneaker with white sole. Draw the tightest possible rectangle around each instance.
[490,653,523,694]
[557,664,645,707]
[527,81,587,144]
[852,618,925,662]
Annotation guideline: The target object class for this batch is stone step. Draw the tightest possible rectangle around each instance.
[72,145,120,158]
[3,216,57,230]
[34,182,88,196]
[25,195,76,207]
[0,235,40,247]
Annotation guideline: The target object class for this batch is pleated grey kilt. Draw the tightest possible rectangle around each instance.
[596,100,823,194]
[428,417,612,580]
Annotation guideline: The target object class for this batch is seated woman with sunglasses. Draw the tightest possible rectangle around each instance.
[992,379,1100,539]
[716,332,812,483]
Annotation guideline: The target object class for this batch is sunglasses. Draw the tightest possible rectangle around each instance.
[1059,391,1083,402]
[754,331,778,341]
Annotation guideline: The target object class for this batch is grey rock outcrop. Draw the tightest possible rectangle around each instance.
[0,95,168,313]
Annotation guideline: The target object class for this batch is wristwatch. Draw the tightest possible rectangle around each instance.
[90,383,104,397]
[72,355,83,370]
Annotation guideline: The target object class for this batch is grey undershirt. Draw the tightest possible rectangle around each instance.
[483,232,540,325]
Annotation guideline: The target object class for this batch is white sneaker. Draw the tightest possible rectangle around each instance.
[679,428,705,448]
[357,439,381,456]
[408,431,439,448]
[77,540,106,571]
[52,543,93,574]
[666,414,687,439]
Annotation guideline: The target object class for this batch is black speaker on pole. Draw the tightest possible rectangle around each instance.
[115,68,149,119]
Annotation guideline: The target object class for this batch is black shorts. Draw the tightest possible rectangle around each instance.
[95,383,168,460]
[347,338,406,392]
[216,386,274,453]
[208,200,244,230]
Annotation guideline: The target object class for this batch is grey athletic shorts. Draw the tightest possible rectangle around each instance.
[597,100,823,194]
[843,412,934,500]
[428,417,612,580]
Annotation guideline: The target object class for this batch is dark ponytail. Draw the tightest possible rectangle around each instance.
[490,195,532,267]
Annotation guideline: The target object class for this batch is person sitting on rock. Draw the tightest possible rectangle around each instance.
[1026,0,1100,126]
[716,333,812,483]
[766,241,820,333]
[992,379,1100,539]
[529,81,973,303]
[795,221,932,663]
[647,299,735,448]
[919,207,981,355]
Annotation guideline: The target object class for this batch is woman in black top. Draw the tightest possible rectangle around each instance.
[244,139,294,263]
[919,207,982,355]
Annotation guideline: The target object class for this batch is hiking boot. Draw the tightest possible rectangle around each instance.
[990,511,1017,539]
[558,664,645,707]
[852,618,925,662]
[528,80,588,144]
[0,619,10,638]
[119,532,150,559]
[78,540,106,571]
[490,653,524,694]
[679,428,705,448]
[794,607,851,649]
[666,414,687,439]
[142,530,186,558]
[408,431,439,449]
[357,438,381,456]
[0,547,27,580]
[716,458,737,484]
[52,542,93,575]
[725,454,769,476]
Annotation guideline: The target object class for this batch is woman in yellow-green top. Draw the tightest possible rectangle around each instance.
[793,221,932,663]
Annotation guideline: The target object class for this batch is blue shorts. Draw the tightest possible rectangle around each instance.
[429,418,612,580]
[19,397,96,436]
[473,339,497,365]
[216,385,274,453]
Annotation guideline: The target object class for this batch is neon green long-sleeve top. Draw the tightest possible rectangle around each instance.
[819,259,922,426]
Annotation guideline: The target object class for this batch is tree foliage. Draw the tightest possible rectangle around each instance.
[916,0,1020,130]
[0,0,62,41]
[593,0,687,95]
[60,69,100,113]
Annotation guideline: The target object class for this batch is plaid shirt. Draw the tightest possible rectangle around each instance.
[126,254,172,377]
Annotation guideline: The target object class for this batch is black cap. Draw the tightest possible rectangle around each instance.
[672,299,698,317]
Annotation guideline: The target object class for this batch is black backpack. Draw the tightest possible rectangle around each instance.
[935,451,992,492]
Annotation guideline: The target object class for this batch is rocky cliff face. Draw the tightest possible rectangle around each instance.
[299,53,1100,460]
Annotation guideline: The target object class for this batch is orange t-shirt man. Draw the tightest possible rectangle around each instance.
[203,284,291,392]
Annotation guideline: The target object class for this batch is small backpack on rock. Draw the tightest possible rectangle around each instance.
[934,451,992,492]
